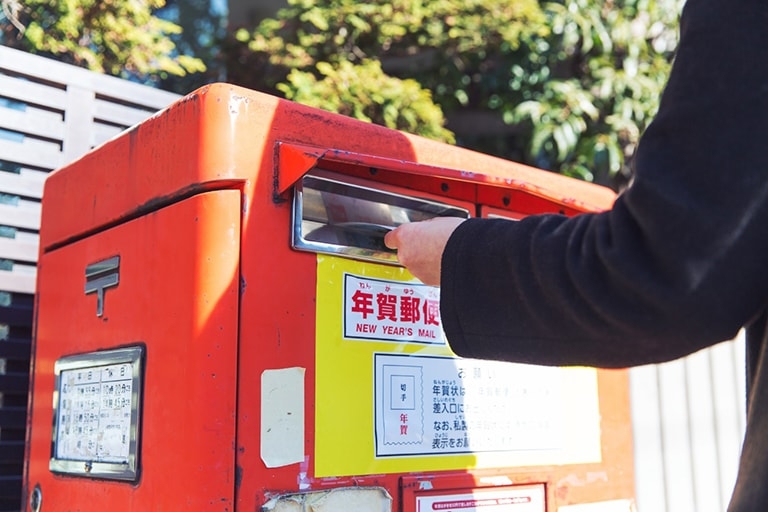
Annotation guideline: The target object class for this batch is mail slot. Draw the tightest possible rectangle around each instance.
[293,172,469,263]
[24,83,634,512]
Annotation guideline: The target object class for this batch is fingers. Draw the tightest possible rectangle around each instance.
[383,226,400,250]
[381,218,465,286]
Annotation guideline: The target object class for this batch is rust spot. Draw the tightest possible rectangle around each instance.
[235,465,243,489]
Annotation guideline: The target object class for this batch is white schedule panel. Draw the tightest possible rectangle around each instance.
[50,346,143,481]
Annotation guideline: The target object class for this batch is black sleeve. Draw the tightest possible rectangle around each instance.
[439,0,768,368]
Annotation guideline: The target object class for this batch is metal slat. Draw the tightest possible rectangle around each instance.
[94,98,156,127]
[92,122,126,148]
[657,359,696,511]
[630,336,747,512]
[684,349,724,511]
[0,46,178,111]
[630,364,667,512]
[0,237,39,263]
[0,170,47,199]
[0,203,41,230]
[0,106,65,141]
[709,338,746,506]
[0,74,67,111]
[0,138,61,170]
[0,270,35,294]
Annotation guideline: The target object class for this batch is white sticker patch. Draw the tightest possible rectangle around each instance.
[261,367,305,468]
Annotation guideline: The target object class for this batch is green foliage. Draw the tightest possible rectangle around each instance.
[1,0,205,79]
[228,0,683,188]
[280,60,455,142]
[244,0,545,92]
[509,0,683,185]
[231,0,547,146]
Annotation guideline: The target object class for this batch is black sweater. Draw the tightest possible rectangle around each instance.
[440,0,768,509]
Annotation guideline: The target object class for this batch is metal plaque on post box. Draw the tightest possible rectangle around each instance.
[50,346,144,481]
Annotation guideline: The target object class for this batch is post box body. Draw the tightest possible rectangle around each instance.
[24,84,634,512]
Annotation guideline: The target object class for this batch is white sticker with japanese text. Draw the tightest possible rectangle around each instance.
[343,273,445,344]
[374,353,563,457]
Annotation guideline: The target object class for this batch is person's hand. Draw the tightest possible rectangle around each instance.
[384,217,465,286]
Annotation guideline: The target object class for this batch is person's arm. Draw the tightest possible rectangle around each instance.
[394,0,768,368]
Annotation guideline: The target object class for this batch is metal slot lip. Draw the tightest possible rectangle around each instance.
[292,172,469,265]
[84,255,120,280]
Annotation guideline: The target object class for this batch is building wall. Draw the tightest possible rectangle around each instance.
[0,45,179,511]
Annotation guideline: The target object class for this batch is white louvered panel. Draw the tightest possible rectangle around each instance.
[630,334,746,512]
[0,170,47,200]
[94,97,158,127]
[0,233,39,263]
[629,364,667,512]
[0,104,65,141]
[0,137,63,170]
[0,268,35,294]
[92,123,127,148]
[0,74,68,111]
[0,201,41,230]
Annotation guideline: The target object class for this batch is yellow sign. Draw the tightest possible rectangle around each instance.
[314,255,602,478]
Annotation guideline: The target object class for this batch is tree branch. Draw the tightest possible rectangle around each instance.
[1,0,25,34]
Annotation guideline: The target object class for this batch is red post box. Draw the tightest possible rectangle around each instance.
[24,84,634,512]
